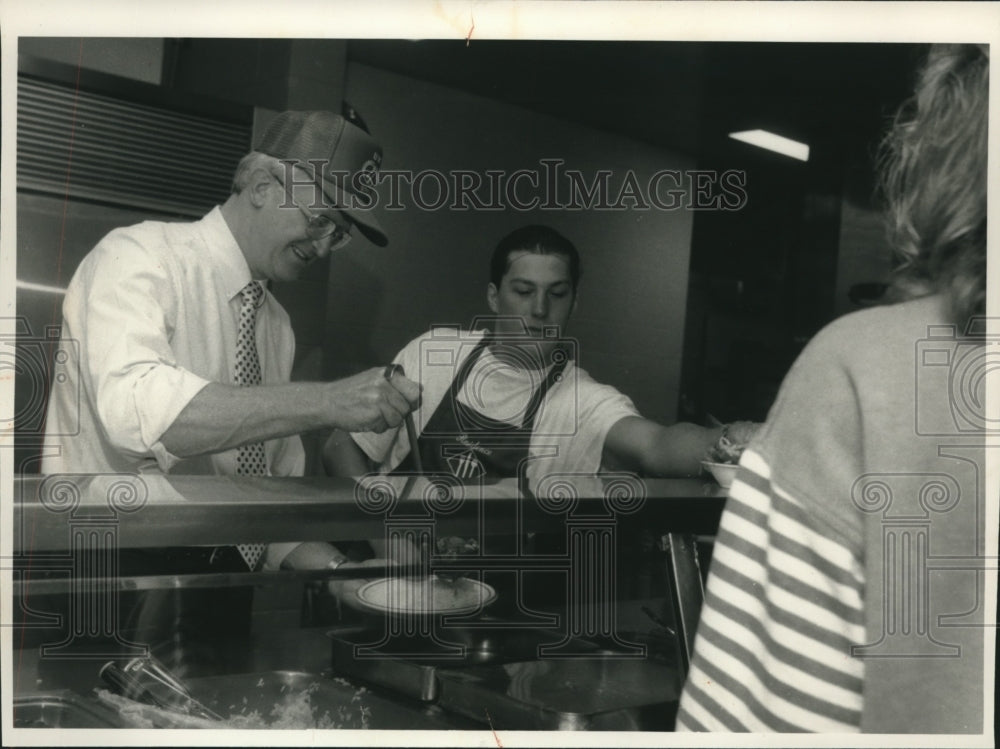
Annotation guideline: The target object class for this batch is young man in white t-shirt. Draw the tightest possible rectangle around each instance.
[324,224,753,481]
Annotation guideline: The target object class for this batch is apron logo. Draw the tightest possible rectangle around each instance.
[446,450,486,479]
[457,433,492,455]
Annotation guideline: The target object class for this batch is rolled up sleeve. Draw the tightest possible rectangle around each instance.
[69,233,210,471]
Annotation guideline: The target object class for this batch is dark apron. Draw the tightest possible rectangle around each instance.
[394,332,568,480]
[393,332,570,619]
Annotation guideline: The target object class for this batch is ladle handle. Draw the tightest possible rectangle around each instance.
[384,363,423,473]
[99,661,163,707]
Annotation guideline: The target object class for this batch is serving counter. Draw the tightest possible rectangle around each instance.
[10,472,727,733]
[12,473,725,549]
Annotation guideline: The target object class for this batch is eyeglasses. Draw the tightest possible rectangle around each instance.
[271,172,352,250]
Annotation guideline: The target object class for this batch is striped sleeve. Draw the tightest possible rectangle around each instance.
[675,448,866,732]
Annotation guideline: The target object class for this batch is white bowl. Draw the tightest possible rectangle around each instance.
[702,460,739,489]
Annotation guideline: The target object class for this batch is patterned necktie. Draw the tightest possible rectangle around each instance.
[234,280,267,570]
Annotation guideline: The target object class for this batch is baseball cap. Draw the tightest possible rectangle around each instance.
[256,110,387,247]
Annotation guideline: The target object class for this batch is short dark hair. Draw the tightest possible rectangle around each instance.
[880,44,988,326]
[489,225,581,292]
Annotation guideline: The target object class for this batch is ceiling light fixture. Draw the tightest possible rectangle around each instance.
[728,129,810,162]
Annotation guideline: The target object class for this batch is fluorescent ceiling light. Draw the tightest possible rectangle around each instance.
[729,129,810,162]
[16,280,67,295]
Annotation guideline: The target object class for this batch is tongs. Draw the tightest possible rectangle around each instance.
[99,656,223,722]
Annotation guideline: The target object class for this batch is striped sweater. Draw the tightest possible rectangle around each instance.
[677,295,986,734]
[677,448,866,731]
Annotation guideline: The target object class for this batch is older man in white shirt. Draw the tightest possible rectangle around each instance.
[41,110,416,665]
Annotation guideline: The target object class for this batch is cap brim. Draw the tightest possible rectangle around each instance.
[340,199,388,248]
[320,180,388,247]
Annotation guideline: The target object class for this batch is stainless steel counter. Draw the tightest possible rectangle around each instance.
[11,472,725,732]
[13,473,726,552]
[14,622,680,730]
[13,627,482,730]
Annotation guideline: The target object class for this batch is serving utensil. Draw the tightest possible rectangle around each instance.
[385,363,472,585]
[384,363,422,473]
[99,656,223,723]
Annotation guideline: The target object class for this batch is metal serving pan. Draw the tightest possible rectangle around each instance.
[74,671,475,729]
[14,691,126,728]
[436,656,681,731]
[328,624,603,702]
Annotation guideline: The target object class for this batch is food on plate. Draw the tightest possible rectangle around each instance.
[435,535,479,557]
[432,536,479,583]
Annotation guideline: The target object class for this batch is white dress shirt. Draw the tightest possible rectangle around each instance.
[42,207,305,477]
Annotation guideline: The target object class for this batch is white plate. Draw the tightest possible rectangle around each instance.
[354,576,497,616]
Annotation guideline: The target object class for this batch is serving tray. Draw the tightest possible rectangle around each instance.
[328,624,600,702]
[436,657,681,731]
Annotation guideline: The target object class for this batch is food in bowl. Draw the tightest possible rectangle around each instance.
[706,430,748,464]
[703,423,758,488]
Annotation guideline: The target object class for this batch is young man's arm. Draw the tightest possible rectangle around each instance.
[603,417,760,477]
[602,416,724,477]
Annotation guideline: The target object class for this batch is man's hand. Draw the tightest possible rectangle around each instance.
[324,367,420,433]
